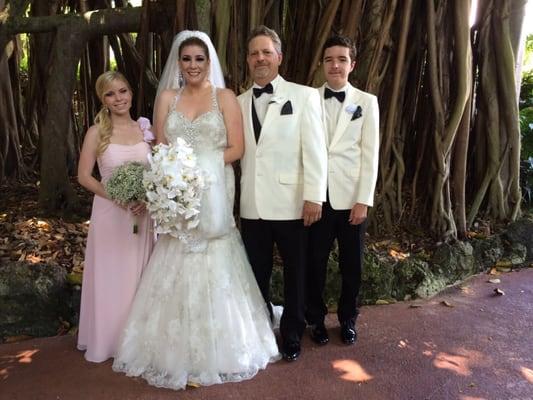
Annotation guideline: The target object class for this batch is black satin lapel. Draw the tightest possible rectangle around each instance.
[251,99,262,142]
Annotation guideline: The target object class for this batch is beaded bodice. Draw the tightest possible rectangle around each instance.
[164,86,227,154]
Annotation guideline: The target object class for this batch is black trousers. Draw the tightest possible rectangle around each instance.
[240,218,307,345]
[306,199,366,325]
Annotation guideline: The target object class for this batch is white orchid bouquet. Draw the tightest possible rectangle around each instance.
[105,161,147,234]
[143,138,207,240]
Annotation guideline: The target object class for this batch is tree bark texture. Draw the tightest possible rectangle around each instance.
[0,0,526,238]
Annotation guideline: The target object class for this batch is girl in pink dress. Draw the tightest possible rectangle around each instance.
[77,71,154,362]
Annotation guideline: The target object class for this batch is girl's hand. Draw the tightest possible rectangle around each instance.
[129,201,146,216]
[114,200,128,210]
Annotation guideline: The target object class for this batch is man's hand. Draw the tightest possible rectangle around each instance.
[302,201,322,226]
[349,203,367,225]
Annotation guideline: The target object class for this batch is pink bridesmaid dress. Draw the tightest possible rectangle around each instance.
[77,118,154,363]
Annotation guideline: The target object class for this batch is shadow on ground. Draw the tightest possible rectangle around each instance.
[1,269,532,400]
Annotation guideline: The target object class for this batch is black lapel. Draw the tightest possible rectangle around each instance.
[251,99,262,143]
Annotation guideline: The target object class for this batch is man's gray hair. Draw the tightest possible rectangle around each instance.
[247,25,282,54]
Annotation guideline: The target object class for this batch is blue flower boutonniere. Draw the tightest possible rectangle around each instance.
[346,104,363,121]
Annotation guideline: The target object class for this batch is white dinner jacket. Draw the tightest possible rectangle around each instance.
[238,76,328,220]
[318,83,380,209]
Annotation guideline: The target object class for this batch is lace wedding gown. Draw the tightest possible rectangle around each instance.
[112,87,280,389]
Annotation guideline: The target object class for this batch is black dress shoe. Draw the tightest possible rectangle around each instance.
[282,342,301,361]
[310,323,329,345]
[340,321,357,345]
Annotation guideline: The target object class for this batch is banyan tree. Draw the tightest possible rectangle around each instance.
[0,0,529,241]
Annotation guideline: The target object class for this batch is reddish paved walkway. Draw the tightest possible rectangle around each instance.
[1,269,533,400]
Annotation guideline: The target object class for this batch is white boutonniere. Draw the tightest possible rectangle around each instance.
[345,104,363,121]
[268,95,285,104]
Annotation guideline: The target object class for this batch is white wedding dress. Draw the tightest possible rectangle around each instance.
[112,87,280,389]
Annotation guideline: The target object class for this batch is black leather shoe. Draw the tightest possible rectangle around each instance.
[340,321,357,345]
[310,323,329,345]
[282,342,301,361]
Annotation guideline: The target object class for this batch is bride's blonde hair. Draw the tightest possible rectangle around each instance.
[94,71,132,155]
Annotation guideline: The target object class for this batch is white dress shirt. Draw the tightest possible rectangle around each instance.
[324,83,349,144]
[252,75,281,125]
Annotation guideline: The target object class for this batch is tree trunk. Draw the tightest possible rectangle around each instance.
[38,25,85,213]
[0,48,24,181]
[1,2,174,212]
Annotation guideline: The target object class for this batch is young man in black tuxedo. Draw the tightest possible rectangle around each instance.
[306,35,380,346]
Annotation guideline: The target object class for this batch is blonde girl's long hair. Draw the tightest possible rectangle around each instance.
[94,71,132,155]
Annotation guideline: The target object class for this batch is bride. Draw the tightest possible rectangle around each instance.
[112,31,280,389]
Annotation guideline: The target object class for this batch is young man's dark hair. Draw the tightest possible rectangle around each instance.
[322,35,357,60]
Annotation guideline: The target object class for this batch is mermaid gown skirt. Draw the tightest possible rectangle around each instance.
[112,89,280,389]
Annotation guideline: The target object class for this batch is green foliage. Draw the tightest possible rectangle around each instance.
[18,34,29,72]
[520,158,533,207]
[522,34,533,72]
[521,107,533,159]
[109,58,118,71]
[520,58,533,159]
[520,69,533,111]
[520,60,533,206]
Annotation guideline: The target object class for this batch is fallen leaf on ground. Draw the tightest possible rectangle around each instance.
[496,266,511,273]
[493,288,505,296]
[67,272,83,285]
[488,278,501,284]
[375,299,389,305]
[56,318,71,336]
[389,248,409,260]
[3,335,33,343]
[441,300,454,307]
[26,254,42,263]
[459,286,473,294]
[495,260,512,267]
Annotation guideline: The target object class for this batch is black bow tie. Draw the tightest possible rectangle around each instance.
[253,83,274,98]
[324,87,345,103]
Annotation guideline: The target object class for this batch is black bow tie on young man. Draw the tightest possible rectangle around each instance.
[324,87,346,103]
[253,83,274,98]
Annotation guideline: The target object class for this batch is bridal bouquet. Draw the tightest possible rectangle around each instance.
[143,138,207,239]
[105,161,147,234]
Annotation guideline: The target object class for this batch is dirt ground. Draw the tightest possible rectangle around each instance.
[1,268,532,400]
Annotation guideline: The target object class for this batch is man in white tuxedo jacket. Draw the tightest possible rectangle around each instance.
[238,26,327,361]
[306,35,379,346]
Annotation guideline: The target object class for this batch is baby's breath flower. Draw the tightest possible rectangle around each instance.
[106,161,147,233]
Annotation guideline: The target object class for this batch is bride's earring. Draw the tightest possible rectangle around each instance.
[174,71,184,88]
